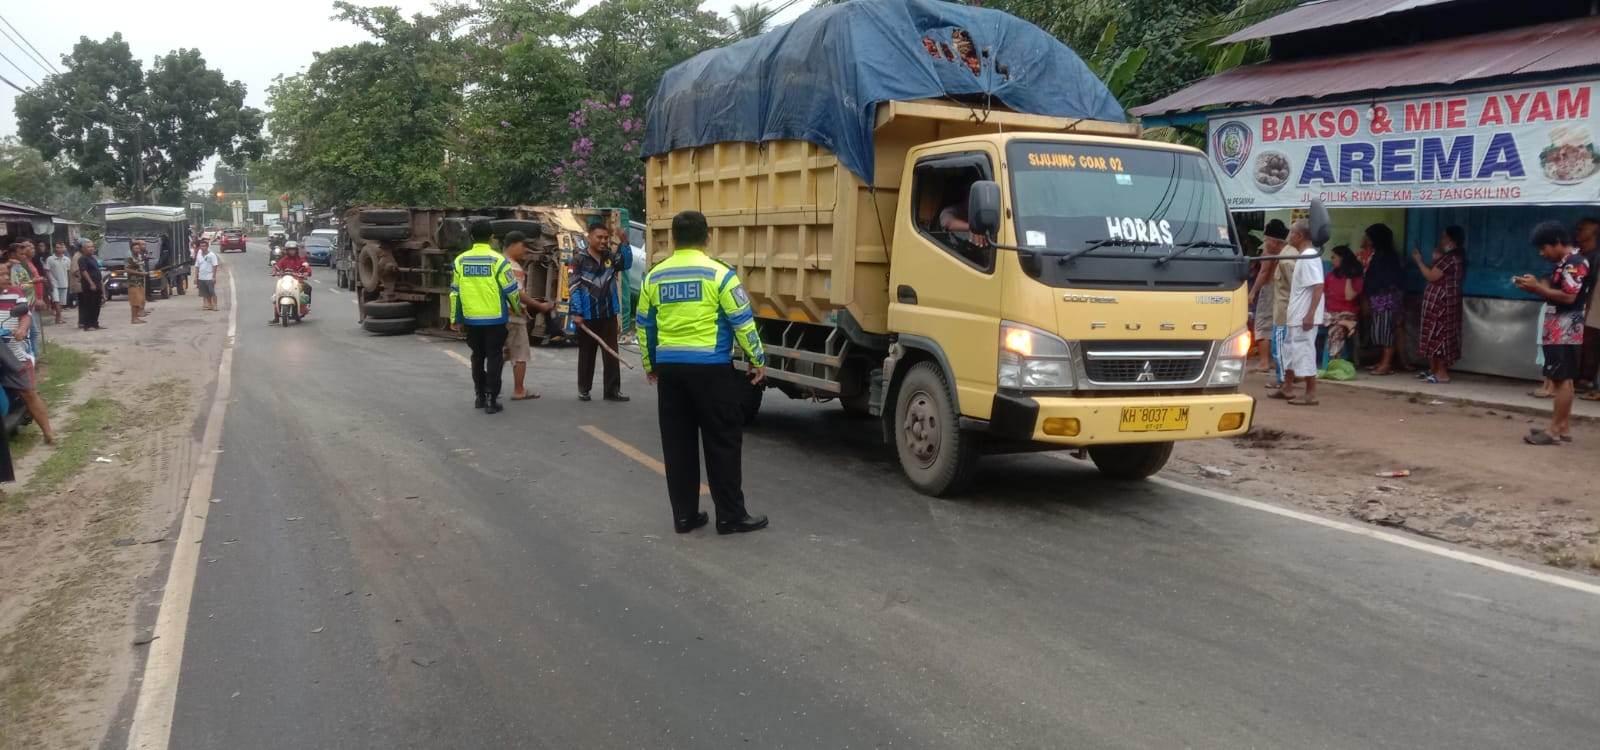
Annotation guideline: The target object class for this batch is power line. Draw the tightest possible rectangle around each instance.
[0,13,59,75]
[0,46,38,87]
[0,71,24,93]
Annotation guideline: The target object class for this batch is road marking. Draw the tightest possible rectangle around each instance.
[1146,474,1600,597]
[580,425,708,495]
[442,349,471,368]
[129,266,239,749]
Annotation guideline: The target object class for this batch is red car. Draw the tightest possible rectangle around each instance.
[219,228,247,253]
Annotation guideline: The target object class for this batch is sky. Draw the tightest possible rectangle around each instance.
[0,0,809,189]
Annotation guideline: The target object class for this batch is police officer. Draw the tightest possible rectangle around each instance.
[449,221,521,414]
[636,210,769,535]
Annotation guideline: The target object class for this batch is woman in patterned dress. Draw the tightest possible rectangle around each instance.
[1362,224,1405,375]
[1412,226,1467,384]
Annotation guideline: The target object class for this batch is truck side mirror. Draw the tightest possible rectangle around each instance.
[967,180,1001,239]
[1308,198,1332,247]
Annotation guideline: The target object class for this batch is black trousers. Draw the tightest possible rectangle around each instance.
[656,364,749,524]
[577,316,622,396]
[78,289,102,328]
[465,324,508,399]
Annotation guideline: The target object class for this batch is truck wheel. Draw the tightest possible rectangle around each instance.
[362,317,417,335]
[893,362,980,496]
[359,209,410,226]
[359,225,410,242]
[489,219,541,237]
[358,247,384,293]
[362,300,415,320]
[740,381,763,426]
[1088,442,1174,480]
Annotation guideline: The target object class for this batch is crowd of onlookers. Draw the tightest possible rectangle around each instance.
[1247,216,1597,445]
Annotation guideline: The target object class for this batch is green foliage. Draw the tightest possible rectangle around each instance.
[731,3,773,39]
[262,3,467,208]
[13,34,263,204]
[553,95,646,215]
[0,137,102,218]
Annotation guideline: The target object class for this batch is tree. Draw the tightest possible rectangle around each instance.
[13,33,263,204]
[730,3,773,39]
[552,94,647,215]
[576,0,730,102]
[0,137,102,218]
[261,3,468,208]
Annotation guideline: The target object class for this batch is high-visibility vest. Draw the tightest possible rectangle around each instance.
[450,243,520,326]
[635,248,765,372]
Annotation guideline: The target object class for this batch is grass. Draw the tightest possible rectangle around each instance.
[1,399,119,516]
[8,341,95,461]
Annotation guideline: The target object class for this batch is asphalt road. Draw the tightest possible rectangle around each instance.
[162,241,1600,749]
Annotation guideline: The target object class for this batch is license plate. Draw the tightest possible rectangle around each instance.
[1119,406,1189,432]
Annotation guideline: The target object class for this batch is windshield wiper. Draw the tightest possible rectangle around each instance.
[1055,237,1159,264]
[1154,240,1236,267]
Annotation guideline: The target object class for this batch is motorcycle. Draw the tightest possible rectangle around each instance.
[272,270,311,325]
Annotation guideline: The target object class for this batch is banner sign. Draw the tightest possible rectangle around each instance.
[1208,80,1599,209]
[247,199,269,213]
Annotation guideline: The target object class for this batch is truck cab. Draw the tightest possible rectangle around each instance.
[884,134,1253,490]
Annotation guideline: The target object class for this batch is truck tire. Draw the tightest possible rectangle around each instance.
[741,381,763,426]
[358,247,383,293]
[489,219,541,237]
[1087,442,1174,480]
[359,208,410,226]
[893,362,980,496]
[436,218,472,251]
[359,225,410,242]
[362,300,415,320]
[362,316,417,335]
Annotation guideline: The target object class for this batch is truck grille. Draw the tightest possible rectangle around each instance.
[1083,344,1209,385]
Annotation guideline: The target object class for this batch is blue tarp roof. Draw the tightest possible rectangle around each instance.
[641,0,1125,184]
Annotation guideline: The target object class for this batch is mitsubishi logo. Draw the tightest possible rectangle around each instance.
[1135,361,1156,383]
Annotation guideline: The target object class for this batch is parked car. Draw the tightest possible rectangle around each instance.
[304,229,337,266]
[219,228,247,253]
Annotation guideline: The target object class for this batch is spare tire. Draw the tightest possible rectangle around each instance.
[436,218,472,252]
[489,219,542,237]
[359,225,410,242]
[363,316,417,335]
[362,300,416,320]
[359,208,410,226]
[358,246,384,293]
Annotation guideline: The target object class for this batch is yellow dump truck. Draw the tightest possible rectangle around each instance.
[642,1,1254,495]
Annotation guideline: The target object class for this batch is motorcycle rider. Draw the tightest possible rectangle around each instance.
[270,240,312,325]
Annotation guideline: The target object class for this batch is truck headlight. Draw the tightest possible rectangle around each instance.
[1207,329,1251,386]
[999,321,1073,389]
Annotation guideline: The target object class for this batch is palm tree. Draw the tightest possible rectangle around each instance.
[730,3,773,39]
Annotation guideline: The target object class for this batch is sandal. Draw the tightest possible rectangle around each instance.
[1287,397,1320,406]
[1528,390,1554,399]
[1368,368,1395,376]
[1523,431,1562,446]
[1528,428,1573,442]
[1424,374,1451,384]
[1579,391,1600,402]
[1267,390,1292,400]
[510,392,540,401]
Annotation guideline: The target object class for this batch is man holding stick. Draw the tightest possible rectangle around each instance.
[569,216,633,402]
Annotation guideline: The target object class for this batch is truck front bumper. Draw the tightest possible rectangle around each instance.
[984,391,1255,446]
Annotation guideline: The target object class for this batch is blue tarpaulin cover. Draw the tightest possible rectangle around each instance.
[641,0,1124,184]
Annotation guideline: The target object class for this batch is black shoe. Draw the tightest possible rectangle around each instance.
[603,393,630,403]
[578,392,592,402]
[474,395,487,410]
[716,514,769,535]
[674,511,710,534]
[485,399,503,414]
[268,318,280,326]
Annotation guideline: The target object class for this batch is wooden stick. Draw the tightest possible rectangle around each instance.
[577,321,635,369]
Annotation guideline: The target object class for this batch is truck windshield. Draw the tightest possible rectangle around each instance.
[1005,142,1242,290]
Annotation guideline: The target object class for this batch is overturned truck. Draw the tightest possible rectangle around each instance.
[337,206,625,338]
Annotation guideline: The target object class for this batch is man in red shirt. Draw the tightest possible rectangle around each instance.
[270,241,312,324]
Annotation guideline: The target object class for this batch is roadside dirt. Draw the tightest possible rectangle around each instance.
[1173,373,1600,575]
[0,280,227,750]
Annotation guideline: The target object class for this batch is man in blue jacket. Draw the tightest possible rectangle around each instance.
[569,217,633,402]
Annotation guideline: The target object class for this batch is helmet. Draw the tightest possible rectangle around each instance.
[285,240,300,251]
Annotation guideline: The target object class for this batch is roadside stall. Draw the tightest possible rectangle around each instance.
[1135,8,1600,380]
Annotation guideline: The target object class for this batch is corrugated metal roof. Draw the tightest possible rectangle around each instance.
[1135,16,1600,117]
[1218,0,1468,44]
